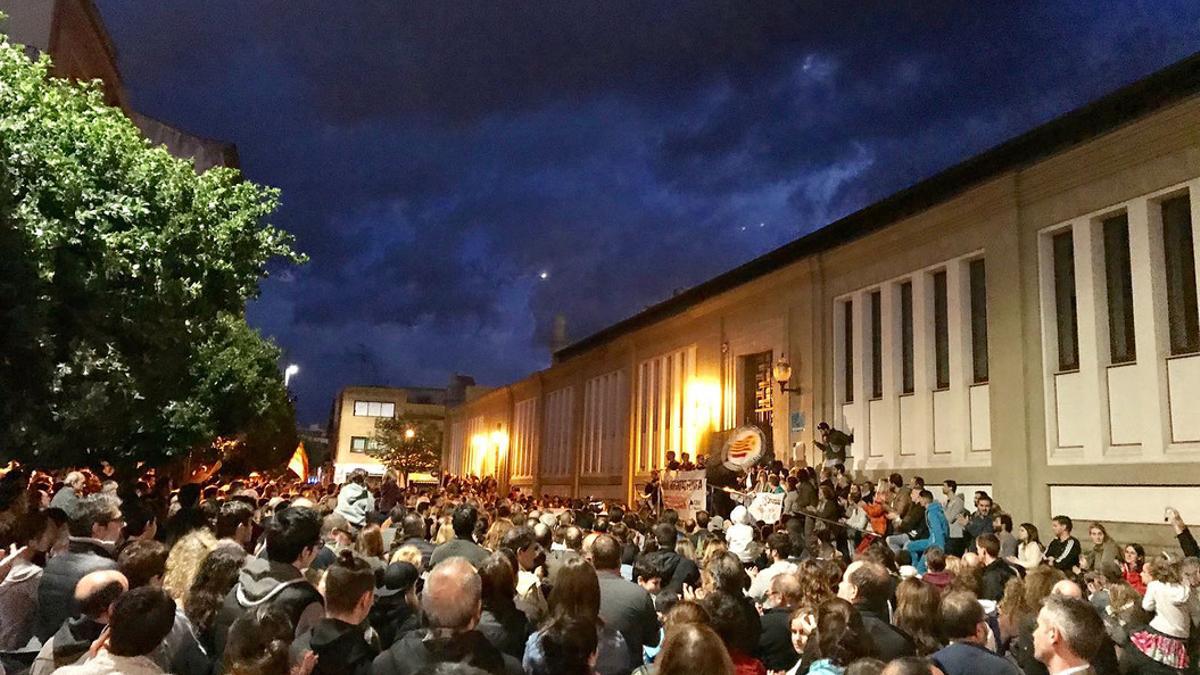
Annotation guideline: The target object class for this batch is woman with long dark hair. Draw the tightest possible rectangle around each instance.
[892,578,942,656]
[477,552,533,658]
[184,542,247,656]
[522,557,628,675]
[806,598,877,674]
[1121,543,1147,594]
[1006,523,1043,572]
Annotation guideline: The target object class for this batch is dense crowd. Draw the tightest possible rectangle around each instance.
[0,461,1197,675]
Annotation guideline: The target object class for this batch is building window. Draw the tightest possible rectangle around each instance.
[349,436,377,454]
[969,259,989,383]
[635,346,696,472]
[542,388,575,477]
[582,371,625,475]
[1052,230,1080,371]
[900,281,914,394]
[1102,213,1136,364]
[353,400,395,417]
[1162,194,1199,355]
[870,291,883,399]
[843,300,854,403]
[933,270,950,389]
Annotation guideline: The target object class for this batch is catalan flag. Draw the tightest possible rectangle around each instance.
[287,442,309,481]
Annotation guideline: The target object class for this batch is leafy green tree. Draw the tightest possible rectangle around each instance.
[370,414,442,485]
[0,34,303,468]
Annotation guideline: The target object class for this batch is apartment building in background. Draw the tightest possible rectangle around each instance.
[330,376,482,482]
[447,52,1200,550]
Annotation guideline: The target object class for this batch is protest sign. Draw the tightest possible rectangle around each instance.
[661,470,706,521]
[748,491,785,524]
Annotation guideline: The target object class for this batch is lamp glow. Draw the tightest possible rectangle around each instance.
[284,364,300,387]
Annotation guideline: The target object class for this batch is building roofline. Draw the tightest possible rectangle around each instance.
[336,384,448,395]
[555,50,1200,362]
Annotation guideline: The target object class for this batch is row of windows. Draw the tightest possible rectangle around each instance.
[1051,192,1199,372]
[353,400,396,417]
[349,436,380,453]
[843,258,988,403]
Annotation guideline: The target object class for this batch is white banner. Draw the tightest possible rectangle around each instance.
[661,470,706,521]
[748,491,785,524]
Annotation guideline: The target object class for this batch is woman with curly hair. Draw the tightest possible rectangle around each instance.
[1128,556,1197,672]
[807,598,878,674]
[184,542,247,657]
[892,578,942,655]
[793,560,835,610]
[163,528,218,600]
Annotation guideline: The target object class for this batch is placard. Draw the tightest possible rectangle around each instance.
[661,470,707,521]
[748,491,785,524]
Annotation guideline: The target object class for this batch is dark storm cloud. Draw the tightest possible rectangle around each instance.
[96,3,1200,422]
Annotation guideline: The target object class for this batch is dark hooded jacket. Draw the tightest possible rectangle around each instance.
[372,629,520,675]
[210,557,323,667]
[291,618,378,675]
[368,594,421,648]
[30,616,106,675]
[640,548,699,596]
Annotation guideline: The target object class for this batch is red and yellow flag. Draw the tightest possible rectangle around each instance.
[287,442,309,481]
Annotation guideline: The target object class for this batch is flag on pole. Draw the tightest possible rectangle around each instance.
[288,442,309,481]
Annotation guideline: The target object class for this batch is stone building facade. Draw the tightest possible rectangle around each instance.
[447,53,1200,545]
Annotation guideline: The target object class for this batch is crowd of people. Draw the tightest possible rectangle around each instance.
[0,460,1197,675]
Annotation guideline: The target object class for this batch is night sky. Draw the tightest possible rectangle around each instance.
[96,4,1200,425]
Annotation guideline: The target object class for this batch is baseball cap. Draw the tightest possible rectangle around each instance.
[376,561,419,598]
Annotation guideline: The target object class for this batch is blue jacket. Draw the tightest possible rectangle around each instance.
[932,641,1021,675]
[923,500,949,548]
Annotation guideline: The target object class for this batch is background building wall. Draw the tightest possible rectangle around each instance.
[445,86,1200,552]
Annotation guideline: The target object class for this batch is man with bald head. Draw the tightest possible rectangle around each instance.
[835,560,917,661]
[31,570,128,675]
[373,557,518,675]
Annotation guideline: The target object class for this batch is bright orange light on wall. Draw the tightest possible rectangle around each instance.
[684,378,721,455]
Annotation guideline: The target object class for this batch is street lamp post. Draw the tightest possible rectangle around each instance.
[773,354,802,394]
[284,364,300,388]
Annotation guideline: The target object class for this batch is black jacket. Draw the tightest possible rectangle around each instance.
[477,605,532,659]
[641,549,699,595]
[1178,528,1199,558]
[756,607,800,671]
[35,538,118,640]
[372,629,520,675]
[211,557,324,666]
[291,618,378,675]
[399,537,437,569]
[1044,536,1081,572]
[429,536,490,568]
[369,595,421,649]
[37,616,106,673]
[858,604,916,661]
[979,559,1018,602]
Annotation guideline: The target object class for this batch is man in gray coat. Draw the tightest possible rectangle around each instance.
[49,472,86,518]
[592,534,660,671]
[941,480,967,556]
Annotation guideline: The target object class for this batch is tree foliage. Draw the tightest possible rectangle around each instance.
[0,35,304,468]
[369,414,442,482]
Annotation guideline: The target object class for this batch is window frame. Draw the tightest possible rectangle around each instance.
[932,269,950,390]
